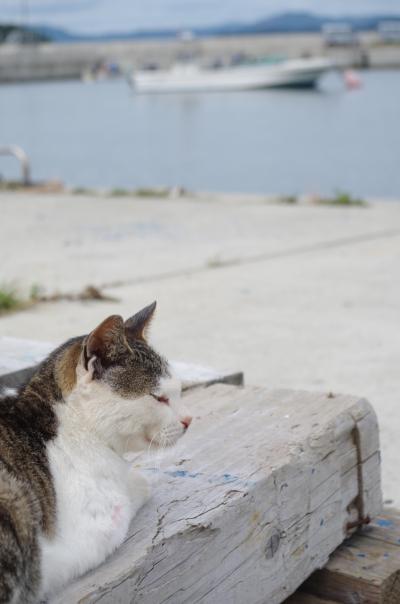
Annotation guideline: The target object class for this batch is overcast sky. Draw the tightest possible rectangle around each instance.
[1,0,400,34]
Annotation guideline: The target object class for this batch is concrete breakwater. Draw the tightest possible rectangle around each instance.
[1,32,400,83]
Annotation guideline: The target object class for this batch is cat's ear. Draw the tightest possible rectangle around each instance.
[125,301,157,341]
[83,315,125,378]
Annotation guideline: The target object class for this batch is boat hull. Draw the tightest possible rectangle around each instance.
[131,58,334,93]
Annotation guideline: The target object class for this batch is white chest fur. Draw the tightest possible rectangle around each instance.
[38,364,184,598]
[39,406,148,599]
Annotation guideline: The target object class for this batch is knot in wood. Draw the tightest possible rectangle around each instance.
[265,530,281,559]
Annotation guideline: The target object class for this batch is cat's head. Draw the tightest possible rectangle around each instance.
[66,302,192,455]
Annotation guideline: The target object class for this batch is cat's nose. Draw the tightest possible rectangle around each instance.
[181,416,192,431]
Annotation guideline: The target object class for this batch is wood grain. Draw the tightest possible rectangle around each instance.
[286,594,339,604]
[47,385,381,604]
[302,509,400,604]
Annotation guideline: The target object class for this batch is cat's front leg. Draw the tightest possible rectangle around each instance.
[127,469,151,514]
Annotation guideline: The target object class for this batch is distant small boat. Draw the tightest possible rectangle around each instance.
[129,57,334,94]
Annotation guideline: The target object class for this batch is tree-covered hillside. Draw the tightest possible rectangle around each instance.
[0,25,49,44]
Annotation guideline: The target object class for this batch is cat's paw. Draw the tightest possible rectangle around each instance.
[128,470,151,510]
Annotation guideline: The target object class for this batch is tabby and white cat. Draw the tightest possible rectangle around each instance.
[0,302,191,603]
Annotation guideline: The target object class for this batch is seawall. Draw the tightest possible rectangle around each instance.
[1,32,399,83]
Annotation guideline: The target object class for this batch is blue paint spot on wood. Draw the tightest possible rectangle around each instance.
[168,470,202,479]
[170,470,187,478]
[143,467,254,487]
[144,468,201,479]
[222,473,239,483]
[357,553,366,558]
[376,518,393,528]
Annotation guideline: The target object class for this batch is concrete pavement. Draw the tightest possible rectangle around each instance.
[1,192,400,503]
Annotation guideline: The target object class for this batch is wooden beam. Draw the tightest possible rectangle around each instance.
[0,336,243,390]
[285,594,339,604]
[48,385,381,604]
[301,509,400,604]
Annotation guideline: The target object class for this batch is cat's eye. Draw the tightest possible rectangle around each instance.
[151,394,170,405]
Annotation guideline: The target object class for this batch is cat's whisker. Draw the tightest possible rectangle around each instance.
[154,432,167,470]
[146,432,158,459]
[152,435,161,468]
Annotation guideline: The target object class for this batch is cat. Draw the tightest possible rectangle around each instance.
[0,301,192,603]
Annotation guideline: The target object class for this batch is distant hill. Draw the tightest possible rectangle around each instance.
[5,11,400,44]
[0,24,49,44]
[28,25,77,42]
[213,12,400,36]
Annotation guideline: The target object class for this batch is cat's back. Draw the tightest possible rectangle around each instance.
[0,394,41,603]
[0,387,57,515]
[0,388,57,604]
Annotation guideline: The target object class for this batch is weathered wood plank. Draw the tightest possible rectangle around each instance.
[48,385,381,604]
[285,594,339,604]
[0,336,53,379]
[366,508,400,546]
[302,508,400,604]
[0,336,243,390]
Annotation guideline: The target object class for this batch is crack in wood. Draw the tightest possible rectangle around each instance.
[49,387,382,604]
[348,425,366,534]
[152,508,168,545]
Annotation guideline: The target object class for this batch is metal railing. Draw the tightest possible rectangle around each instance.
[0,145,31,185]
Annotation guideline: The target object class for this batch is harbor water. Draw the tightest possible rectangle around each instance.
[0,69,399,198]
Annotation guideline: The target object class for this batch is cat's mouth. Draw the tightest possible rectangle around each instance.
[150,393,170,405]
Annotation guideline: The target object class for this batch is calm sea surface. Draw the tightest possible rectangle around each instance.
[0,70,399,198]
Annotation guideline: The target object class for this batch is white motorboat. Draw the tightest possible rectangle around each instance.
[129,57,334,94]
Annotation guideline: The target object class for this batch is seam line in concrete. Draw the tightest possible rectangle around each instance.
[101,228,400,290]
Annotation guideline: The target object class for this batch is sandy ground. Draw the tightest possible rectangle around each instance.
[1,192,400,504]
